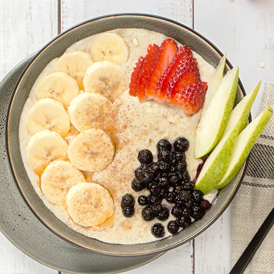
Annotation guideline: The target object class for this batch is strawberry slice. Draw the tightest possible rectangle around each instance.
[129,57,145,96]
[137,44,159,102]
[166,55,200,104]
[175,82,208,115]
[145,39,178,99]
[156,45,192,101]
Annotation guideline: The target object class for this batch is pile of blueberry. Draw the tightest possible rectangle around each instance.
[121,137,211,238]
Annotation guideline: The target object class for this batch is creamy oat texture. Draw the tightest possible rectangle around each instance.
[19,28,215,244]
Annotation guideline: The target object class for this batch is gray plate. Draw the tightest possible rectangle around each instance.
[6,14,246,258]
[0,55,163,274]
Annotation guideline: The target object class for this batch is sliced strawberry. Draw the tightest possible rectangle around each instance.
[129,56,144,96]
[156,45,192,100]
[145,39,178,99]
[137,44,159,102]
[175,82,208,115]
[166,55,200,104]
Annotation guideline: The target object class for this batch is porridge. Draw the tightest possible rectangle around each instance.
[19,28,216,244]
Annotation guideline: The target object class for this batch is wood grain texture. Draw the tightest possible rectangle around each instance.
[194,207,232,274]
[60,0,193,31]
[1,0,273,273]
[60,1,195,274]
[0,0,58,81]
[194,0,274,117]
[0,0,57,273]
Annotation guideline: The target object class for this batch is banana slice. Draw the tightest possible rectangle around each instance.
[68,93,112,132]
[67,128,114,172]
[55,51,93,89]
[83,61,129,102]
[90,32,129,66]
[26,130,68,173]
[41,160,85,206]
[26,98,70,137]
[35,72,79,106]
[66,182,114,227]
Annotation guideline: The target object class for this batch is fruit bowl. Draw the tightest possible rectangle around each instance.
[6,14,246,256]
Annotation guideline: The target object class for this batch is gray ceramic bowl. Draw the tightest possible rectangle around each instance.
[7,14,246,257]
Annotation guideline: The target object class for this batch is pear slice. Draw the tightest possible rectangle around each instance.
[195,66,239,159]
[218,106,273,189]
[194,83,261,194]
[201,53,227,114]
[223,81,261,135]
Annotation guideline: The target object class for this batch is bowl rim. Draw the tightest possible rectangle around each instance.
[6,13,247,257]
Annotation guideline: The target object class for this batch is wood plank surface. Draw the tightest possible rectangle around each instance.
[194,1,274,273]
[0,0,273,273]
[0,0,58,81]
[194,0,274,117]
[0,0,57,273]
[62,2,195,274]
[60,0,193,31]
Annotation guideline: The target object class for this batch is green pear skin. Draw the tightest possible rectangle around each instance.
[201,54,227,113]
[218,106,273,189]
[194,128,238,194]
[195,66,239,159]
[194,82,261,194]
[223,82,260,135]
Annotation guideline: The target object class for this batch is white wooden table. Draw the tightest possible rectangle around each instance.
[1,1,274,273]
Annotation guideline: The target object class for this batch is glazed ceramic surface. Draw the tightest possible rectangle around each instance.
[6,14,246,257]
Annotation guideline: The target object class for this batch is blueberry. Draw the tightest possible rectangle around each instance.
[142,206,155,221]
[157,207,169,221]
[173,185,183,194]
[171,205,183,217]
[122,206,135,218]
[192,190,204,203]
[158,176,170,188]
[169,174,181,185]
[201,199,211,210]
[138,195,149,206]
[151,223,165,238]
[175,151,186,162]
[191,205,205,220]
[177,216,192,228]
[167,220,179,235]
[134,167,144,181]
[157,139,172,151]
[166,192,176,203]
[146,162,159,176]
[158,161,170,172]
[182,182,194,191]
[159,188,168,199]
[150,183,161,196]
[121,193,135,208]
[175,190,191,203]
[138,149,153,164]
[181,171,190,184]
[184,199,194,209]
[181,207,192,218]
[174,137,189,152]
[177,161,187,174]
[142,171,154,184]
[151,204,163,215]
[157,150,171,161]
[148,194,161,205]
[131,178,146,192]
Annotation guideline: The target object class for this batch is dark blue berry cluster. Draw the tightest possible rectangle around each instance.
[121,137,211,238]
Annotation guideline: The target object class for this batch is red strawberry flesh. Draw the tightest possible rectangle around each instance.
[165,55,200,104]
[137,44,159,102]
[145,39,178,99]
[175,82,208,115]
[156,45,193,101]
[129,57,144,96]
